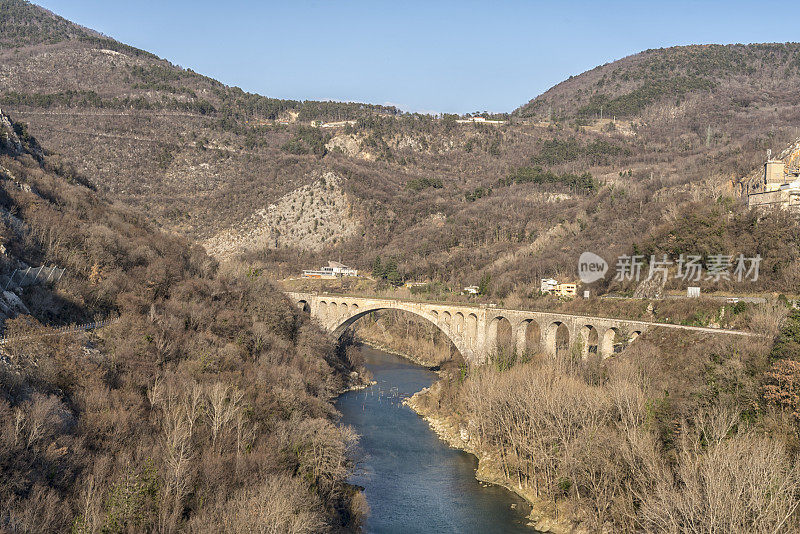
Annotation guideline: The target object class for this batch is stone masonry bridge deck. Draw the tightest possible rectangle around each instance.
[287,292,758,364]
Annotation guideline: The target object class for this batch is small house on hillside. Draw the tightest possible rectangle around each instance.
[747,153,800,211]
[302,261,358,279]
[555,283,577,298]
[541,278,577,298]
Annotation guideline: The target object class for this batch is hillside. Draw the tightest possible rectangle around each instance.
[2,1,800,301]
[0,0,96,48]
[0,108,367,530]
[516,44,800,122]
[0,0,398,238]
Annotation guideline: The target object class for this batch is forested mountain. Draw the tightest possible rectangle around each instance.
[0,106,366,529]
[0,0,97,48]
[515,43,800,121]
[2,0,800,301]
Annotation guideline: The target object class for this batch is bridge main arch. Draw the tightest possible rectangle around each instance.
[328,304,475,363]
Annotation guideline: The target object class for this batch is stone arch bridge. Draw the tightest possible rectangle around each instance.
[287,292,756,365]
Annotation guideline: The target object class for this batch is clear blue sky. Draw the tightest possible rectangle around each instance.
[34,0,800,114]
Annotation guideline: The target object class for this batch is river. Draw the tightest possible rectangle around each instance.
[336,344,537,533]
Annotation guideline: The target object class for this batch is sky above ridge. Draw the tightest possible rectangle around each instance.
[35,0,800,114]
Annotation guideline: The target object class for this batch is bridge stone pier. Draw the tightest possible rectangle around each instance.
[287,292,653,364]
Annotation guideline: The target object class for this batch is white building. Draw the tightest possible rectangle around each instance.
[302,261,358,279]
[326,261,358,276]
[540,278,558,293]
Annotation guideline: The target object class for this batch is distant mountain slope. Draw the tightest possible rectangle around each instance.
[3,0,800,299]
[0,0,401,239]
[0,0,398,121]
[515,43,800,121]
[0,0,94,48]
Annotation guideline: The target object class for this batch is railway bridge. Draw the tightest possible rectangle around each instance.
[286,292,755,364]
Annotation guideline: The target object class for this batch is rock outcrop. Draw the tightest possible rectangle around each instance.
[203,171,361,258]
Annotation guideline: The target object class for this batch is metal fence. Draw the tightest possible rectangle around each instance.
[2,265,65,291]
[0,317,119,345]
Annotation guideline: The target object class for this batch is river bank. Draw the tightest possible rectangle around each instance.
[337,344,535,533]
[404,383,577,534]
[352,335,576,533]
